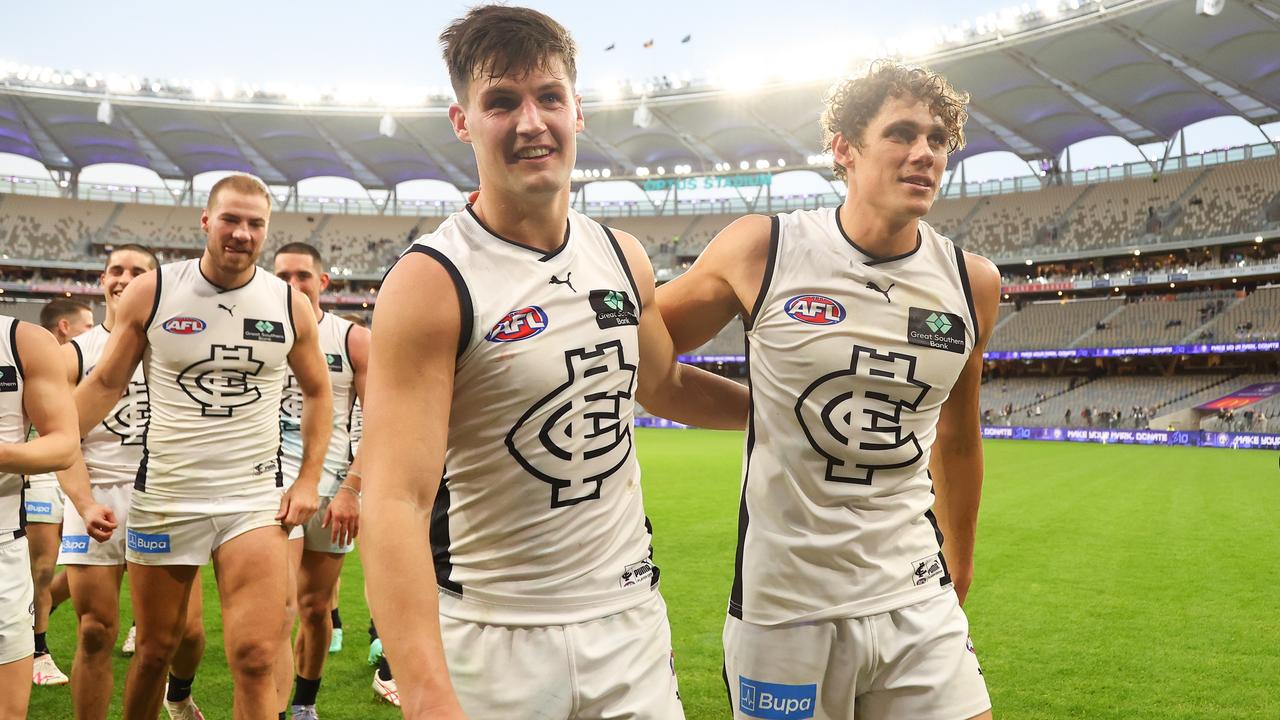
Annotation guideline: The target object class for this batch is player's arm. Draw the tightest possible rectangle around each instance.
[613,229,748,430]
[0,323,79,475]
[75,272,153,435]
[361,251,468,720]
[55,334,117,542]
[655,214,772,353]
[324,323,370,546]
[279,293,333,528]
[930,251,1000,607]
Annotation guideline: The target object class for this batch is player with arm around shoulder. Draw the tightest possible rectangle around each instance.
[0,316,112,720]
[657,60,999,720]
[360,7,746,720]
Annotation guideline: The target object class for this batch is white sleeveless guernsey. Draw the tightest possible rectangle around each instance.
[408,205,656,626]
[72,324,148,486]
[139,259,295,508]
[0,317,27,540]
[279,312,356,497]
[733,208,980,626]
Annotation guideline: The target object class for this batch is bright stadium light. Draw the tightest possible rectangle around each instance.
[636,167,649,176]
[601,168,612,178]
[1255,235,1264,243]
[656,166,665,175]
[739,161,750,171]
[755,159,770,170]
[378,113,396,138]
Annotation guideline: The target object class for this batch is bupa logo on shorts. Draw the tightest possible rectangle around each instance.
[907,307,966,354]
[0,365,17,393]
[784,295,845,326]
[243,319,286,343]
[739,677,816,720]
[163,316,207,335]
[127,529,171,554]
[485,306,548,343]
[61,535,91,554]
[325,353,344,372]
[24,500,53,517]
[589,289,638,329]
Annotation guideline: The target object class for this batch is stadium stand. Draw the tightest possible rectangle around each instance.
[1193,286,1280,342]
[1171,155,1280,241]
[963,184,1088,258]
[1057,170,1201,253]
[0,194,110,261]
[987,297,1123,351]
[1006,373,1242,428]
[1087,291,1235,347]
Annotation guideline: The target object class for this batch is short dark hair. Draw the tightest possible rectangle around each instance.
[107,243,158,271]
[39,298,92,332]
[440,5,577,102]
[275,242,324,268]
[822,60,969,181]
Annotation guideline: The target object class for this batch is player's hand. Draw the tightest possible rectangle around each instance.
[278,482,320,529]
[323,489,360,546]
[81,502,117,543]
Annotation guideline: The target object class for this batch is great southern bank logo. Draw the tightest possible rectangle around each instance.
[739,677,816,720]
[127,529,171,554]
[485,306,549,343]
[784,295,845,326]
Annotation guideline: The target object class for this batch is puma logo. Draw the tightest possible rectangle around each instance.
[866,281,894,303]
[217,303,237,317]
[549,272,576,293]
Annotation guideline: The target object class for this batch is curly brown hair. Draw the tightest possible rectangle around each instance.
[821,60,969,181]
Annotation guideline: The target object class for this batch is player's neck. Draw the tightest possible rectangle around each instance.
[838,202,919,259]
[198,253,254,290]
[102,309,116,333]
[311,303,323,323]
[472,189,569,253]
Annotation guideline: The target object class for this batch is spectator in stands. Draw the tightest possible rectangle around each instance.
[1064,408,1072,426]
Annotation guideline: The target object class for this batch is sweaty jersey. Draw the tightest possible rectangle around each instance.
[72,324,148,486]
[410,205,656,626]
[0,316,27,540]
[139,258,295,506]
[733,208,980,626]
[280,312,356,497]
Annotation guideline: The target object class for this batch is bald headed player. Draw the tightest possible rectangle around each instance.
[75,174,333,719]
[1,312,113,720]
[658,61,997,719]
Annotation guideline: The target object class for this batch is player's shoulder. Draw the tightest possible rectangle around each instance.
[703,213,774,265]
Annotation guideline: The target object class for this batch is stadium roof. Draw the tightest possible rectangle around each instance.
[0,0,1276,189]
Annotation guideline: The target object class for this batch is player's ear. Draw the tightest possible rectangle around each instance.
[320,272,331,292]
[449,103,471,144]
[574,94,584,133]
[831,132,855,176]
[200,209,211,233]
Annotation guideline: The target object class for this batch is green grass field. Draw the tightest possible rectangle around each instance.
[32,431,1280,719]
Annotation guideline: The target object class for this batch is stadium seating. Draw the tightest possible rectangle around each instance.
[1057,171,1201,253]
[1172,156,1280,241]
[1087,291,1234,347]
[0,194,112,261]
[963,184,1087,258]
[988,297,1123,350]
[1194,286,1280,342]
[995,373,1241,428]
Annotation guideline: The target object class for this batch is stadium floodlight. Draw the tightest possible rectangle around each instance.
[636,167,649,176]
[379,113,396,138]
[1024,259,1033,265]
[96,100,112,125]
[602,168,612,178]
[656,166,665,175]
[1195,0,1224,16]
[777,159,786,167]
[1255,235,1263,243]
[755,159,770,170]
[739,161,750,171]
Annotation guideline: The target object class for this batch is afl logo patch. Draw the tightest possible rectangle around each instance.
[485,306,548,343]
[784,295,845,325]
[162,316,206,335]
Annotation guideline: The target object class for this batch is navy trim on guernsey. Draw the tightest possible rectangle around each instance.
[285,287,297,339]
[464,204,570,262]
[834,205,922,266]
[431,472,461,595]
[743,216,780,332]
[72,336,85,380]
[342,323,357,461]
[643,516,661,588]
[403,246,473,359]
[728,340,757,620]
[143,264,162,332]
[953,245,981,342]
[8,320,21,380]
[15,484,26,539]
[198,263,256,293]
[601,224,643,315]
